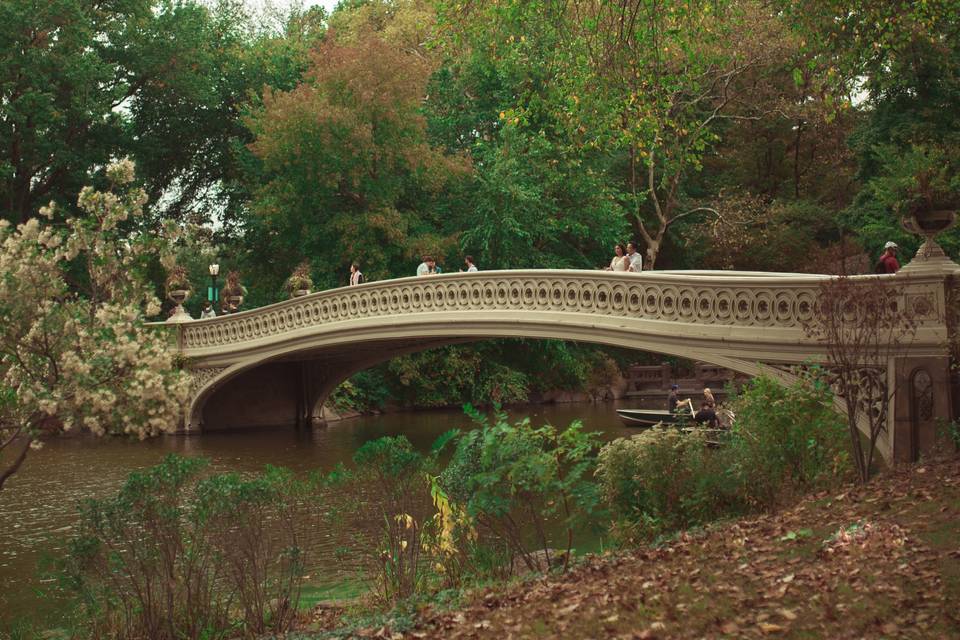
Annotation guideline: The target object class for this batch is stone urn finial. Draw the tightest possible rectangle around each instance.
[901,208,956,261]
[165,265,194,323]
[896,156,960,274]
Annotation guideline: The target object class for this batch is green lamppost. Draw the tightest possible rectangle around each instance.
[208,263,220,304]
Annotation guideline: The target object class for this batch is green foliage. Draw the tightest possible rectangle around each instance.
[684,197,849,273]
[778,0,960,261]
[726,372,850,507]
[596,427,735,543]
[936,419,960,452]
[846,143,960,259]
[384,346,530,408]
[323,436,435,604]
[59,454,310,640]
[597,373,851,544]
[244,28,468,294]
[437,406,601,576]
[361,341,628,411]
[0,0,262,224]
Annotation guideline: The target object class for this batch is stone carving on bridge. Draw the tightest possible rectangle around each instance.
[911,369,934,422]
[189,367,227,395]
[905,292,937,320]
[178,272,833,350]
[767,363,889,428]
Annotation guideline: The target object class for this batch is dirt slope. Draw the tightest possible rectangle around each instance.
[397,457,960,639]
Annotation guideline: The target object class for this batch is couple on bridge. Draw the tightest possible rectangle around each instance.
[605,242,644,273]
[416,255,478,276]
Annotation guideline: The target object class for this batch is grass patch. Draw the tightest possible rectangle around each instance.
[299,578,367,609]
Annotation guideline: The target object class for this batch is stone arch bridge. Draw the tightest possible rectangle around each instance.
[167,256,959,464]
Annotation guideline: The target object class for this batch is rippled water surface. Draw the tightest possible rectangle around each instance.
[0,402,637,627]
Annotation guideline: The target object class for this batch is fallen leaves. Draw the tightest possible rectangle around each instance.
[316,457,960,639]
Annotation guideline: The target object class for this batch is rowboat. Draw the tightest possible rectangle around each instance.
[616,407,735,432]
[615,408,689,428]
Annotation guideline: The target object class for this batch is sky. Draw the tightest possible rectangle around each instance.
[243,0,339,15]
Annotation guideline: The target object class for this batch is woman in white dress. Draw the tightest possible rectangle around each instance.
[349,262,364,286]
[606,244,629,271]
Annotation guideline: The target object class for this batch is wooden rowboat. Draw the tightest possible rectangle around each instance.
[616,408,735,433]
[615,408,689,428]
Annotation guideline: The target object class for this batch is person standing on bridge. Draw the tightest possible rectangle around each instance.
[463,255,478,272]
[875,241,900,274]
[626,242,643,272]
[606,244,629,271]
[349,263,364,286]
[200,301,216,319]
[417,255,436,276]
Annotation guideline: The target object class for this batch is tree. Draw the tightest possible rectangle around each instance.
[245,29,468,290]
[427,3,627,269]
[435,0,799,268]
[776,0,960,261]
[0,0,258,224]
[803,277,918,483]
[0,160,190,491]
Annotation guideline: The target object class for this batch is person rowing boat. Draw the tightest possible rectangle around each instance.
[668,384,695,415]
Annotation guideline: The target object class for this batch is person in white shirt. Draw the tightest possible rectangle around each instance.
[605,244,629,271]
[416,255,436,276]
[200,301,216,319]
[626,241,643,272]
[463,255,478,272]
[349,262,364,286]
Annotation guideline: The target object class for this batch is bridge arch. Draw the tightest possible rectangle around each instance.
[186,316,789,432]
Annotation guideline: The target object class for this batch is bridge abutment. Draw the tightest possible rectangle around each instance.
[191,361,329,431]
[890,355,955,463]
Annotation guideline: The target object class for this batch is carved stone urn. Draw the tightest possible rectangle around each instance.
[902,208,956,256]
[899,204,960,274]
[166,289,193,323]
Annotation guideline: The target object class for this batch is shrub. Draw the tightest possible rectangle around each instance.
[597,373,851,544]
[596,428,736,543]
[436,407,601,577]
[727,372,850,508]
[323,436,435,604]
[193,466,308,635]
[59,454,310,640]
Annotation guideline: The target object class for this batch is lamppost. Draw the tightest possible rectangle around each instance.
[208,263,220,305]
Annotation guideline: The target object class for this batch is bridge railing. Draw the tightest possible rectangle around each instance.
[170,269,947,355]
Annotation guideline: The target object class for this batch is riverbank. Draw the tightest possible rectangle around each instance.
[322,381,632,422]
[0,403,635,628]
[307,455,960,638]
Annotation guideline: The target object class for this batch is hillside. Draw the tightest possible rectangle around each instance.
[347,456,960,639]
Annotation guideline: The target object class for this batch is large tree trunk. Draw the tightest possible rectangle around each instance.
[0,435,32,491]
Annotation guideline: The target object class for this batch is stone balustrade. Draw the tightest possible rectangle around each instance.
[177,269,880,354]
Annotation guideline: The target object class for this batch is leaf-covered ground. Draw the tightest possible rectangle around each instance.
[328,455,960,639]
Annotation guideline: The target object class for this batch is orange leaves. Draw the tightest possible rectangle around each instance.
[307,34,433,115]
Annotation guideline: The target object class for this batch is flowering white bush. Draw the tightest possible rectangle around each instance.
[0,160,190,490]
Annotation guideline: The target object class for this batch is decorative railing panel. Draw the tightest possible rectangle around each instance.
[175,269,942,354]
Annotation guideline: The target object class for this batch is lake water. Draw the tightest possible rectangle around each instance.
[0,402,640,628]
